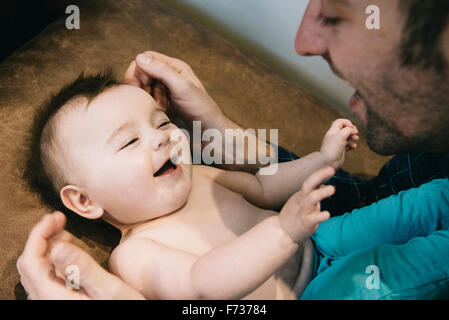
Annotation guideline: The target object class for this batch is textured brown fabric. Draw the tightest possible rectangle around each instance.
[0,0,388,299]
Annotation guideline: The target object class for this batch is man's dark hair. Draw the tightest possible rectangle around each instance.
[23,70,120,214]
[400,0,449,72]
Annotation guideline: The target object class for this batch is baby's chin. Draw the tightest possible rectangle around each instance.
[110,169,193,224]
[165,190,190,214]
[148,181,192,220]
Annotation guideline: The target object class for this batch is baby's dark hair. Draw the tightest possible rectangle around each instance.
[23,70,120,214]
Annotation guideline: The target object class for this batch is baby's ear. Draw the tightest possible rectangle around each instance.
[60,185,104,219]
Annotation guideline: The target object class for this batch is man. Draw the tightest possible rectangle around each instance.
[17,0,449,299]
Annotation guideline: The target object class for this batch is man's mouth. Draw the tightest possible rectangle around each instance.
[154,159,178,177]
[349,89,363,111]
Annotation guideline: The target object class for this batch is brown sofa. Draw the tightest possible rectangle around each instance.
[0,0,388,299]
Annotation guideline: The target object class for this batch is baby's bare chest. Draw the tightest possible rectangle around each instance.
[127,175,303,299]
[136,178,275,255]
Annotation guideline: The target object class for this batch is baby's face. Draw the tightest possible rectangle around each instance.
[59,85,192,224]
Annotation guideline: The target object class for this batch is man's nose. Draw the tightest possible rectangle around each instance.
[295,0,328,57]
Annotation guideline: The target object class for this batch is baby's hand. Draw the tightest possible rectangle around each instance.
[279,166,335,243]
[320,119,359,169]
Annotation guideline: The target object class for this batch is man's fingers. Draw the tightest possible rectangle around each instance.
[136,52,205,92]
[125,59,171,109]
[45,230,74,261]
[302,166,336,194]
[18,251,83,300]
[135,66,151,87]
[22,212,66,258]
[152,80,170,111]
[124,61,144,87]
[143,51,205,88]
[50,242,107,298]
[136,53,185,91]
[50,242,143,299]
[49,229,72,243]
[141,51,190,74]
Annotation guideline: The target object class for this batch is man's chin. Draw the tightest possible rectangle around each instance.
[365,124,428,155]
[365,135,397,156]
[364,109,411,155]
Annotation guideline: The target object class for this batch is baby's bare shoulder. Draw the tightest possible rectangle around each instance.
[192,164,233,182]
[192,164,221,177]
[109,237,151,267]
[109,236,167,279]
[109,236,199,299]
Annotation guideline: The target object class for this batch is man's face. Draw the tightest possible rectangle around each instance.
[59,85,192,224]
[295,0,449,154]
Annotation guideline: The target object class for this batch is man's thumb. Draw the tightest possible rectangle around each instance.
[50,242,113,298]
[135,53,182,91]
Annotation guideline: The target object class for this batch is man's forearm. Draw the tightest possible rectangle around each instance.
[190,216,298,299]
[191,111,276,173]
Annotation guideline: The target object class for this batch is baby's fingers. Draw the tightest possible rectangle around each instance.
[346,143,358,151]
[302,166,336,194]
[328,119,354,133]
[345,132,359,150]
[332,119,352,129]
[303,210,331,230]
[339,126,358,141]
[304,185,335,209]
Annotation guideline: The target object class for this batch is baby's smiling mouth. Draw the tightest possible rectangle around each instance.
[154,159,177,177]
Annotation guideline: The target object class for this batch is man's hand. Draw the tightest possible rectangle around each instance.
[320,119,359,169]
[124,51,225,129]
[124,51,275,173]
[279,166,336,243]
[17,212,144,300]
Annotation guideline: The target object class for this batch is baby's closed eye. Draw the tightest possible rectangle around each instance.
[120,138,139,150]
[158,120,172,128]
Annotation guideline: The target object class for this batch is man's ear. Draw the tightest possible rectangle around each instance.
[60,185,104,219]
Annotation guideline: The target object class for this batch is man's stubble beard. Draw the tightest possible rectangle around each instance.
[363,87,449,155]
[364,103,415,155]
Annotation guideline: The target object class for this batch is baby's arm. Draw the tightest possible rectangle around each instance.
[109,167,335,300]
[109,217,296,300]
[256,119,358,209]
[206,119,358,210]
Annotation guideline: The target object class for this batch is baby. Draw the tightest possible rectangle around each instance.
[25,71,359,299]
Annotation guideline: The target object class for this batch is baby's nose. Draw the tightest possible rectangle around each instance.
[151,130,170,150]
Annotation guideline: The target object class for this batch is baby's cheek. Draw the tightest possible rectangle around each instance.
[116,168,153,196]
[94,159,151,196]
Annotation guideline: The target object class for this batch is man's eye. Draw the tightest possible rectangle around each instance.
[120,138,139,150]
[320,16,341,27]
